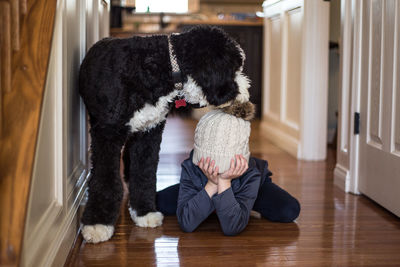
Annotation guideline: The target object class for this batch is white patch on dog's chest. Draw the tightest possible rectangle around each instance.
[126,90,178,133]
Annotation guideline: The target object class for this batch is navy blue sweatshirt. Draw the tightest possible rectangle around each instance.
[176,151,272,236]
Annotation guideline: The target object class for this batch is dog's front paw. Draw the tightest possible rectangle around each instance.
[81,224,114,243]
[129,207,164,228]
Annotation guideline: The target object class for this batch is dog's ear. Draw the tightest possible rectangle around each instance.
[174,26,244,106]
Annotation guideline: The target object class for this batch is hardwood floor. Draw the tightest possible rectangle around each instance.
[65,117,400,267]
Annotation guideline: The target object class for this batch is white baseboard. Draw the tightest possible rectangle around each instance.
[334,163,349,192]
[260,120,299,158]
[50,188,87,267]
[22,181,88,267]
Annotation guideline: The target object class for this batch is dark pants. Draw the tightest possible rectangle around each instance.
[156,178,300,223]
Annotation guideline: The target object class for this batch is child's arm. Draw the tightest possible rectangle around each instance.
[212,155,259,236]
[176,164,216,233]
[212,172,259,236]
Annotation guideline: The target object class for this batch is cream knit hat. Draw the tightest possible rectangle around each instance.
[192,101,255,173]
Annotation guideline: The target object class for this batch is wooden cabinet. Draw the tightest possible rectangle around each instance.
[221,25,263,118]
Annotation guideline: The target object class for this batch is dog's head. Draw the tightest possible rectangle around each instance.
[172,26,250,108]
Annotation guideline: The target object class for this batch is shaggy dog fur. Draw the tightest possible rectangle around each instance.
[79,25,250,242]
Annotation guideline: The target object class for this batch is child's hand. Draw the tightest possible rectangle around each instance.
[198,157,219,185]
[219,155,248,181]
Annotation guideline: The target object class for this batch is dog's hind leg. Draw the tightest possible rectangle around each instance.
[81,124,128,243]
[123,121,166,228]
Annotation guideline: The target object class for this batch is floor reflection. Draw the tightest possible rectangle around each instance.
[127,223,181,266]
[154,236,180,266]
[175,214,300,265]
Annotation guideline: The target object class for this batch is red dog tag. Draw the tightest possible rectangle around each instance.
[175,99,187,108]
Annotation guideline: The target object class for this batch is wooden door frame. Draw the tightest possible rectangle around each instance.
[0,0,57,265]
[334,0,365,194]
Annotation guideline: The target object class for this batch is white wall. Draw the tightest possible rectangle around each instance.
[21,1,110,266]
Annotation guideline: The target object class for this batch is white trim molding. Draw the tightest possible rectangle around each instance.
[260,119,300,157]
[333,163,350,192]
[262,0,330,160]
[334,0,363,194]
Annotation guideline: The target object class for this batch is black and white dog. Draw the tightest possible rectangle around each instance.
[79,26,250,243]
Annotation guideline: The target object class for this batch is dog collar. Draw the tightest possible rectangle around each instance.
[168,35,184,91]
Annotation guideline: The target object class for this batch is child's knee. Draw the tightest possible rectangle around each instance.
[258,197,300,222]
[279,198,300,222]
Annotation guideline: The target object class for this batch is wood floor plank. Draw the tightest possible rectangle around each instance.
[65,117,400,267]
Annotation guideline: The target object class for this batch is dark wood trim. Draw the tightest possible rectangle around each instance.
[0,1,12,96]
[0,0,57,265]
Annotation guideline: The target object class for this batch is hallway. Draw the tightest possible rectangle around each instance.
[65,117,400,266]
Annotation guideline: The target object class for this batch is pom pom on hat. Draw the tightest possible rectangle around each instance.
[222,101,255,121]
